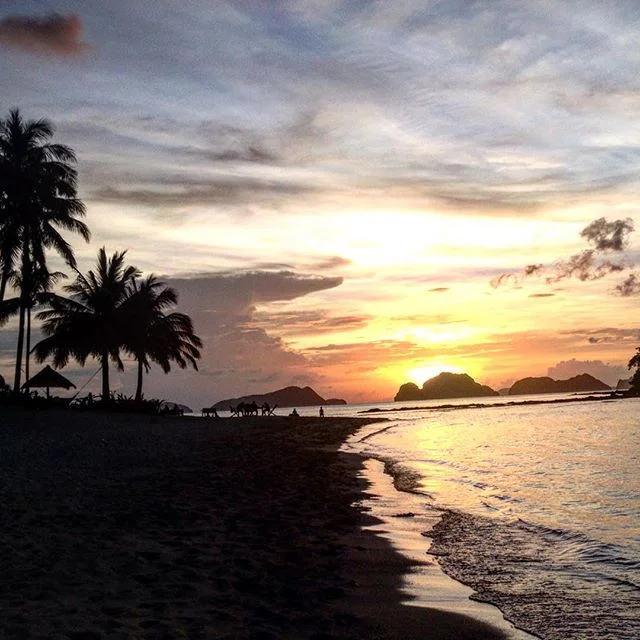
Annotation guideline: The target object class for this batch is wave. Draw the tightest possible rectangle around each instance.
[428,510,640,639]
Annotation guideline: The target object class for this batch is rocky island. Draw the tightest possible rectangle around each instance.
[395,372,498,401]
[212,385,347,410]
[508,373,610,395]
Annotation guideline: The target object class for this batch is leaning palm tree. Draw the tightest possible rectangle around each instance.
[33,248,140,402]
[121,275,202,401]
[0,108,90,393]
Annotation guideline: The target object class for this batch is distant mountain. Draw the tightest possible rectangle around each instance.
[212,386,346,410]
[508,373,610,395]
[395,372,498,401]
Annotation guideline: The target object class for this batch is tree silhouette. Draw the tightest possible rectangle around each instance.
[121,275,202,401]
[0,108,90,393]
[34,248,140,402]
[628,348,640,392]
[0,265,66,391]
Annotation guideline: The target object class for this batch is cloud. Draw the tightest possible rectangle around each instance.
[524,264,544,276]
[490,273,522,289]
[580,217,634,252]
[91,178,320,209]
[565,327,640,345]
[428,287,449,293]
[250,310,370,337]
[547,250,626,283]
[547,359,629,385]
[308,256,352,270]
[305,339,427,368]
[138,270,345,405]
[528,293,555,298]
[493,217,636,289]
[191,145,279,165]
[167,271,342,312]
[615,272,640,297]
[0,13,89,57]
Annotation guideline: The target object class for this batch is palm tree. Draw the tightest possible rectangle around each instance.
[33,248,140,402]
[121,275,202,401]
[0,108,90,393]
[0,265,66,392]
[628,348,640,392]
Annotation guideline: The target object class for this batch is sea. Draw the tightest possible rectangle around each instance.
[304,394,639,640]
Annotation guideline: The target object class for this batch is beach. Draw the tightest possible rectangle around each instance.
[0,408,509,639]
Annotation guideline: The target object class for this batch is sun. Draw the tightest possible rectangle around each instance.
[408,364,463,386]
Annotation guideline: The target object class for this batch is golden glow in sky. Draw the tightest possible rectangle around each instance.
[408,364,464,386]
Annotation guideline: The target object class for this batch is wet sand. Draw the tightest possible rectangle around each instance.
[0,408,508,639]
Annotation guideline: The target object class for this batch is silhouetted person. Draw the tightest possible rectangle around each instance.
[289,408,299,417]
[319,406,324,417]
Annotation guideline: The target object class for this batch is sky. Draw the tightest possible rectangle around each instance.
[2,0,640,408]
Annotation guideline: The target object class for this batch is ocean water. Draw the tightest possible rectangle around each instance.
[336,395,640,640]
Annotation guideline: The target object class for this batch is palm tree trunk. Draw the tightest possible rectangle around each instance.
[13,301,26,395]
[135,358,144,402]
[101,350,110,403]
[25,305,31,393]
[14,230,31,395]
[0,266,9,303]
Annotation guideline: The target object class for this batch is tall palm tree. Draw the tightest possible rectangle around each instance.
[0,265,66,392]
[33,248,140,402]
[0,108,90,393]
[122,275,202,401]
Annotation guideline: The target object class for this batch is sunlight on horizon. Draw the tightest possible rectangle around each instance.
[408,363,464,386]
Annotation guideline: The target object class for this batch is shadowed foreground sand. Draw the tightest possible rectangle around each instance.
[0,408,508,639]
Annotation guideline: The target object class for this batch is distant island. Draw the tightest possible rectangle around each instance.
[508,374,610,395]
[395,372,498,401]
[394,371,612,402]
[212,386,346,410]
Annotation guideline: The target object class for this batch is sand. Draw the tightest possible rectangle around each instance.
[0,408,509,639]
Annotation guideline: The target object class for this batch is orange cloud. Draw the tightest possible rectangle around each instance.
[0,14,89,57]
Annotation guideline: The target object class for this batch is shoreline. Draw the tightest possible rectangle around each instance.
[358,390,627,414]
[0,408,509,639]
[348,457,538,640]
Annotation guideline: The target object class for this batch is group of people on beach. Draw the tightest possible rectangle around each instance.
[288,407,325,417]
[202,403,327,418]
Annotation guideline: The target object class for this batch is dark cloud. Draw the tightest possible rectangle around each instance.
[547,250,625,283]
[188,145,279,165]
[92,178,319,208]
[167,271,342,313]
[581,217,634,252]
[524,264,544,276]
[493,217,635,290]
[615,272,640,296]
[428,287,449,293]
[529,293,555,298]
[0,13,89,57]
[122,269,345,406]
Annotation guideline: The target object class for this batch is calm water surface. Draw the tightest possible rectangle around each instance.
[337,395,640,640]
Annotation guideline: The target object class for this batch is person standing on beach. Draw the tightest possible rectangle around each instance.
[319,406,324,417]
